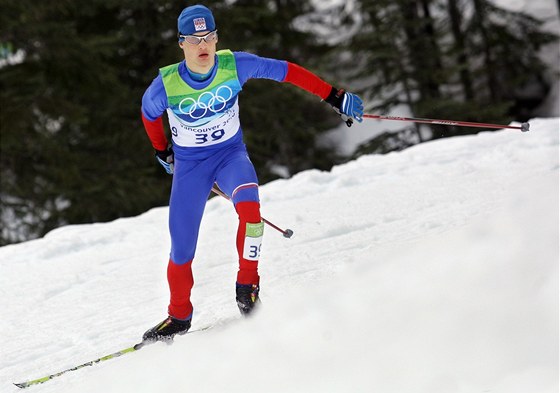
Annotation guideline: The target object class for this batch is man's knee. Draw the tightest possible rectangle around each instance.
[235,200,261,222]
[232,183,259,205]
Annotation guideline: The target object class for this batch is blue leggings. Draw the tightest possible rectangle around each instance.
[169,143,259,264]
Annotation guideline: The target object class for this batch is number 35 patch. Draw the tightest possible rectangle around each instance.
[243,221,264,261]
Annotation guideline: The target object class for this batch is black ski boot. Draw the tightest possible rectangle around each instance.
[236,283,260,316]
[142,316,191,343]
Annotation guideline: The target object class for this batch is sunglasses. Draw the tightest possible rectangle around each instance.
[178,30,218,45]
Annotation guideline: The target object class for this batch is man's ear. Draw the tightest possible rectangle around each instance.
[179,41,184,49]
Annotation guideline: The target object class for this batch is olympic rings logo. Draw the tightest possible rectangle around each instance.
[178,86,233,119]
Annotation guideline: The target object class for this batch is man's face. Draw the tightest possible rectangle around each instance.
[179,30,218,73]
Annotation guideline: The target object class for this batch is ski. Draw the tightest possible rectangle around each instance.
[13,343,143,389]
[13,325,212,389]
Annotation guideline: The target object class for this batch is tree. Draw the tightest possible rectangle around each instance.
[337,0,557,156]
[1,0,188,244]
[465,0,558,119]
[213,0,342,183]
[0,0,340,244]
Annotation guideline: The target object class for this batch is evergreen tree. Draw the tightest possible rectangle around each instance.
[0,0,193,245]
[465,0,557,119]
[0,0,339,245]
[342,0,557,156]
[213,0,341,183]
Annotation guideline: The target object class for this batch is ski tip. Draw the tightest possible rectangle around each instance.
[14,382,28,389]
[133,342,146,350]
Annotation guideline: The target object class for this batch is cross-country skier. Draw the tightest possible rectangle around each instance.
[141,4,363,343]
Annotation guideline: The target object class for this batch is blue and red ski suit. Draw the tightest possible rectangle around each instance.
[141,50,334,320]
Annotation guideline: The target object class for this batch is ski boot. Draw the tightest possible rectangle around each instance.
[236,283,260,316]
[142,316,191,344]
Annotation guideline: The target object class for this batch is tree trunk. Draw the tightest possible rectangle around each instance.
[447,0,474,100]
[472,0,500,101]
[399,0,441,100]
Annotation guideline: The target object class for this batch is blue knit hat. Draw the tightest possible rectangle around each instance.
[178,5,216,36]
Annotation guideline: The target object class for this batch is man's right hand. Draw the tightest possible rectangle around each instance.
[155,145,174,174]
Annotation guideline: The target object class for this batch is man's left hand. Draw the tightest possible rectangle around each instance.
[325,87,364,127]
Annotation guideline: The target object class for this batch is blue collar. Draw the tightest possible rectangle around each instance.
[186,65,213,81]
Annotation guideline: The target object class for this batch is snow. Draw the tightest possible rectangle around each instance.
[0,118,558,392]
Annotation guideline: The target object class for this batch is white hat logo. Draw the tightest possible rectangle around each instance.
[193,18,207,31]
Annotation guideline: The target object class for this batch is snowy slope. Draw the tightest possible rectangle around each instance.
[0,118,558,393]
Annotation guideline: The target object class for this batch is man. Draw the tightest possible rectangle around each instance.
[141,4,363,343]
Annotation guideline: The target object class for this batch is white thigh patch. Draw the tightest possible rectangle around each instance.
[243,222,264,261]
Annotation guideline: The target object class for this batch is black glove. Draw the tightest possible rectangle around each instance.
[325,87,364,127]
[155,145,174,174]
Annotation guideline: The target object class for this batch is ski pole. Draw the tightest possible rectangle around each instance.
[211,185,294,238]
[363,114,530,132]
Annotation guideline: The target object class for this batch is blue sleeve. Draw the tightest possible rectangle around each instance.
[234,52,288,87]
[141,74,168,121]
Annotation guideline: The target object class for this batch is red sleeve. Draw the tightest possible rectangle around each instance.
[141,112,168,151]
[283,62,333,100]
